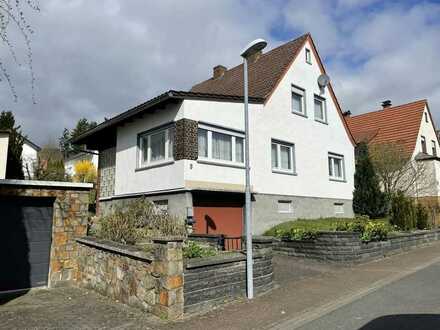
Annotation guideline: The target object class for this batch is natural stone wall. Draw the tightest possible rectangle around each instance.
[98,147,116,199]
[76,236,184,320]
[174,118,198,161]
[183,237,274,314]
[273,230,440,264]
[0,182,91,287]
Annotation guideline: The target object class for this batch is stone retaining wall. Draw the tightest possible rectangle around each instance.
[183,237,274,314]
[274,230,440,263]
[75,236,184,320]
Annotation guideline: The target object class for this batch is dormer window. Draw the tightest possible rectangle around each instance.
[291,85,306,116]
[305,48,312,64]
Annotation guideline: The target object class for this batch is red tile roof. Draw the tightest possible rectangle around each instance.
[191,34,309,98]
[346,100,427,155]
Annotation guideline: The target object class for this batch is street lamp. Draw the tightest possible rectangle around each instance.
[240,38,267,299]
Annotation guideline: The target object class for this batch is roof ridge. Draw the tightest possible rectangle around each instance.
[191,33,309,89]
[349,99,427,119]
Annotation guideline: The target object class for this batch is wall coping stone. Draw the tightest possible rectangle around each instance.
[153,236,185,243]
[185,250,268,269]
[76,236,153,261]
[0,179,93,190]
[189,234,223,239]
[253,236,275,243]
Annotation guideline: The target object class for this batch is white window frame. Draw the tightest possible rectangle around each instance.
[305,48,312,64]
[278,200,293,214]
[421,136,427,154]
[432,140,437,156]
[314,94,327,123]
[291,85,306,117]
[198,124,245,166]
[328,153,346,181]
[138,126,173,168]
[272,140,296,174]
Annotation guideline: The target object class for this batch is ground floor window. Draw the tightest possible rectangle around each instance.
[272,140,295,174]
[328,153,345,181]
[138,126,173,168]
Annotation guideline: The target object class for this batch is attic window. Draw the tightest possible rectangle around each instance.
[305,48,312,64]
[425,112,429,123]
[421,136,427,154]
[432,140,437,157]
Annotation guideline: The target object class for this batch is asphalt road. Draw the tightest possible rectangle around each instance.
[297,262,440,330]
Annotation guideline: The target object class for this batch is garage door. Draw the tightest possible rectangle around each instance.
[0,197,53,292]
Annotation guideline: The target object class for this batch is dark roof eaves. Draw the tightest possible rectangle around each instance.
[71,90,264,145]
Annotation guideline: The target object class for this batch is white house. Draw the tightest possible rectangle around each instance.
[0,130,9,179]
[22,137,41,179]
[347,99,440,203]
[73,33,355,235]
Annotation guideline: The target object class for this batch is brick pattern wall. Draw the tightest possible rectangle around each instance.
[98,147,116,198]
[183,238,274,314]
[76,237,184,320]
[274,230,440,264]
[174,119,198,161]
[0,185,90,286]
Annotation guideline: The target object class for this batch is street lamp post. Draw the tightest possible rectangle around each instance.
[240,39,267,299]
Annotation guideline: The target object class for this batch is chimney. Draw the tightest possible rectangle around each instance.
[382,100,392,109]
[247,50,262,64]
[213,65,227,79]
[343,110,351,117]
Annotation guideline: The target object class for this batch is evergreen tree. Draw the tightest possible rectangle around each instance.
[353,142,387,218]
[59,118,97,157]
[0,111,24,179]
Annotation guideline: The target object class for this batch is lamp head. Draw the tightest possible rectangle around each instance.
[241,38,267,58]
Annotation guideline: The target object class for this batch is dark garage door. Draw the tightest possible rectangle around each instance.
[0,197,53,292]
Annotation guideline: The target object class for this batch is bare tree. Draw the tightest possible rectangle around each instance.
[0,0,39,102]
[369,142,436,198]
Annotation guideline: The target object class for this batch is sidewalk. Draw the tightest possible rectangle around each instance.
[163,242,440,330]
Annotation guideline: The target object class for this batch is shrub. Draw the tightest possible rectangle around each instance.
[288,228,318,241]
[96,198,187,244]
[389,191,417,231]
[360,221,390,242]
[415,203,430,230]
[183,241,217,259]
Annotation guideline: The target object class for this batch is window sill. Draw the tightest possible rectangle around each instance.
[329,177,346,183]
[197,159,245,169]
[272,169,297,176]
[315,118,328,125]
[136,160,174,172]
[292,111,307,118]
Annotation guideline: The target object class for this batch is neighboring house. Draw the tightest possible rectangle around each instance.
[64,151,99,177]
[0,130,9,179]
[73,33,355,235]
[22,137,41,179]
[346,99,440,201]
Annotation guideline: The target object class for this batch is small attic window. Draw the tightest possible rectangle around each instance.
[425,112,429,123]
[305,48,312,64]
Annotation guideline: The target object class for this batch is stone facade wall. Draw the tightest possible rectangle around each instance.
[183,238,274,314]
[0,182,91,287]
[76,236,184,320]
[174,119,198,161]
[98,147,116,199]
[274,230,440,264]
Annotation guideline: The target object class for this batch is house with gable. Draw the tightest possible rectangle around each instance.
[346,99,440,209]
[72,33,355,235]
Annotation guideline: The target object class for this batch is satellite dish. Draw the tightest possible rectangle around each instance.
[317,74,331,88]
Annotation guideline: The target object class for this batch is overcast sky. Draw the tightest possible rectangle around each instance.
[1,0,439,145]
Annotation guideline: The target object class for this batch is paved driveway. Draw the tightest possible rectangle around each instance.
[0,255,334,330]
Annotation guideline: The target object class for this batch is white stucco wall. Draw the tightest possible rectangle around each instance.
[0,133,9,179]
[412,105,439,159]
[22,141,39,179]
[114,102,185,196]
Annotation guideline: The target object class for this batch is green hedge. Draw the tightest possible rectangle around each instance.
[264,217,391,242]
